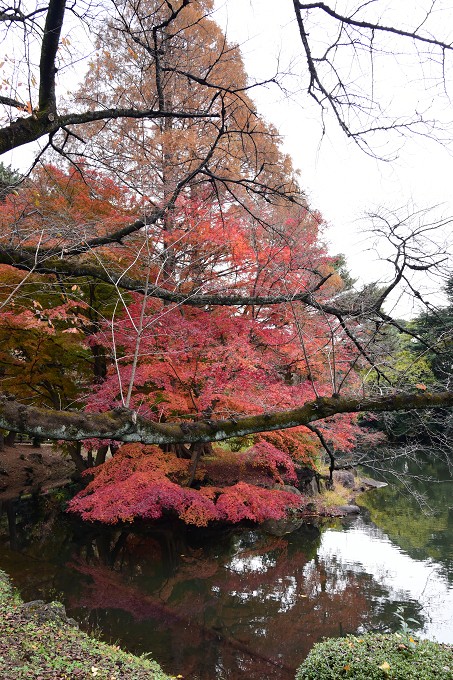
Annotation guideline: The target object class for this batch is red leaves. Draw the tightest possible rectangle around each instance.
[243,441,298,485]
[1,167,366,527]
[68,445,218,526]
[0,163,136,252]
[67,443,303,527]
[215,483,300,524]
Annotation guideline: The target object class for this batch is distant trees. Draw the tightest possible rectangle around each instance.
[0,163,21,201]
[412,277,453,389]
[376,277,453,453]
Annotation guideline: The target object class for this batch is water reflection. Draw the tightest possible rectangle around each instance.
[63,526,392,679]
[0,470,452,679]
[320,521,453,642]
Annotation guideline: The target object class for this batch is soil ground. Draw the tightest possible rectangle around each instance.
[0,444,75,502]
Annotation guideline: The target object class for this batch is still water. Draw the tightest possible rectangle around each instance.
[0,458,452,679]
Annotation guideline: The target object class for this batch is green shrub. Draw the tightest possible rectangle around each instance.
[296,633,453,680]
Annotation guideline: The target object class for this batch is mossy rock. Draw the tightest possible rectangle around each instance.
[296,633,453,680]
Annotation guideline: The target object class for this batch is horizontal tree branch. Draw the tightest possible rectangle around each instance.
[0,95,27,110]
[0,108,218,155]
[0,247,364,314]
[1,391,452,445]
[0,7,48,22]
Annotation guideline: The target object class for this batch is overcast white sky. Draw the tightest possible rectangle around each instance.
[213,0,453,315]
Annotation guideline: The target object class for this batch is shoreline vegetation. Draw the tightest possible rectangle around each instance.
[0,442,378,520]
[296,633,453,679]
[0,569,172,680]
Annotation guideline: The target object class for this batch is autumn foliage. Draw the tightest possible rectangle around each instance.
[0,165,135,406]
[0,159,365,525]
[0,0,369,527]
[67,443,303,526]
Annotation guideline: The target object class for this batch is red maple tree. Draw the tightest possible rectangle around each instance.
[1,163,363,525]
[64,190,362,525]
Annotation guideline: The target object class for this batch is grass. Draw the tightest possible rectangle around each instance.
[0,569,174,680]
[296,632,453,679]
[321,485,352,508]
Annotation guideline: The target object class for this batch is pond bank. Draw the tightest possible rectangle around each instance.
[0,569,171,680]
[0,443,381,528]
[0,444,76,502]
[2,452,453,679]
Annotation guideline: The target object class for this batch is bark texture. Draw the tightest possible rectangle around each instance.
[1,392,452,445]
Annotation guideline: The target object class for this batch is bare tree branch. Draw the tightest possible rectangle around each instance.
[296,2,453,51]
[293,0,453,154]
[0,106,219,155]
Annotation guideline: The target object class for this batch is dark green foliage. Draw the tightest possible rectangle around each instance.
[411,284,453,385]
[332,253,357,291]
[373,277,453,447]
[296,633,453,680]
[0,162,22,201]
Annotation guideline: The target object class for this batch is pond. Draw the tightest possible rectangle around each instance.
[1,455,452,679]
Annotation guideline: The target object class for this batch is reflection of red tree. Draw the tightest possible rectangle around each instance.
[68,557,295,678]
[67,531,374,679]
[69,560,182,624]
[201,547,373,673]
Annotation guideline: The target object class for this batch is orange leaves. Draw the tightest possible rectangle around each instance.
[0,163,136,252]
[127,46,138,60]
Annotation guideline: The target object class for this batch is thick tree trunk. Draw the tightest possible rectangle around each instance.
[67,442,88,474]
[95,445,109,467]
[5,431,16,447]
[187,441,213,487]
[0,392,452,446]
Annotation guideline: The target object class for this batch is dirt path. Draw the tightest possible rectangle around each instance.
[0,444,75,501]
